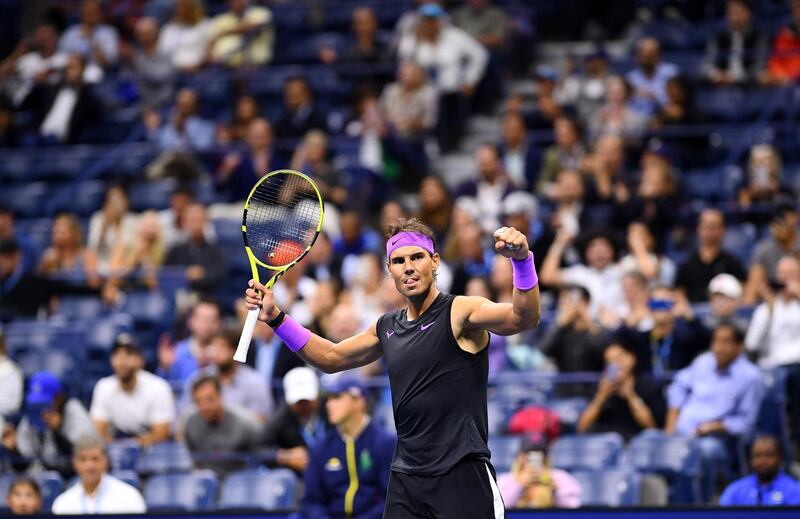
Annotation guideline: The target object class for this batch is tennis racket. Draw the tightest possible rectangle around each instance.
[233,169,325,363]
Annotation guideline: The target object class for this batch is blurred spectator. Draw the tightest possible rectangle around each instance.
[448,222,492,296]
[705,273,748,330]
[705,0,767,86]
[397,3,488,151]
[144,87,215,152]
[738,144,793,211]
[320,7,389,64]
[90,336,175,447]
[39,213,100,286]
[600,271,653,332]
[58,0,119,70]
[119,16,175,109]
[589,75,648,142]
[500,192,539,249]
[577,341,665,440]
[651,76,703,128]
[216,118,282,202]
[348,255,387,329]
[665,323,765,502]
[618,221,676,286]
[537,117,586,195]
[87,185,137,273]
[4,372,96,478]
[158,297,221,385]
[498,111,537,190]
[158,185,216,249]
[157,0,212,72]
[744,202,800,304]
[5,478,42,515]
[415,176,452,245]
[539,285,609,373]
[455,143,515,234]
[675,209,747,302]
[107,211,164,292]
[261,367,327,473]
[626,38,679,116]
[164,202,225,294]
[392,0,448,48]
[546,169,591,238]
[619,285,710,375]
[274,76,328,139]
[0,330,22,418]
[208,0,274,68]
[51,435,146,514]
[720,435,800,506]
[556,50,611,123]
[183,375,260,477]
[301,378,396,519]
[21,53,101,144]
[497,439,581,508]
[451,0,508,51]
[217,94,259,146]
[333,210,382,262]
[0,98,16,147]
[184,329,270,422]
[290,130,346,207]
[764,0,800,85]
[541,228,624,318]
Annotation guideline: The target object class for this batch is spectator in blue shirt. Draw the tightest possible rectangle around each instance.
[59,0,119,70]
[301,378,396,519]
[626,37,678,116]
[157,297,222,385]
[144,88,215,152]
[720,435,800,506]
[665,323,765,502]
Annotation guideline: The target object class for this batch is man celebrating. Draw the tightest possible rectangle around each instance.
[246,218,540,517]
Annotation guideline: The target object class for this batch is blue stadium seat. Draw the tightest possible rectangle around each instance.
[723,223,758,265]
[137,442,193,475]
[58,296,108,321]
[628,431,702,503]
[122,292,173,327]
[129,179,177,211]
[488,435,523,474]
[218,469,298,510]
[1,182,50,218]
[213,218,243,247]
[107,440,141,472]
[550,433,624,472]
[0,150,33,181]
[143,470,218,511]
[549,397,589,433]
[573,470,642,506]
[111,470,142,490]
[755,368,793,466]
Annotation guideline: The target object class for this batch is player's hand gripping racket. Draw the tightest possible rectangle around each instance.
[233,169,324,363]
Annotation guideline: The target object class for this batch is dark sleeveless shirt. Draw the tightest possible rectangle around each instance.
[376,292,491,476]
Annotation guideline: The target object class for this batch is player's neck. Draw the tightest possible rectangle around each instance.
[406,286,439,320]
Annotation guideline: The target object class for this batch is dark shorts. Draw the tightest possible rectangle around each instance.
[383,458,505,518]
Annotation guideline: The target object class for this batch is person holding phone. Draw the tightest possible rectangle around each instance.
[496,439,581,509]
[577,342,666,440]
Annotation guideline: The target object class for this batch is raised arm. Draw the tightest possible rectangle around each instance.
[458,227,541,336]
[245,280,382,374]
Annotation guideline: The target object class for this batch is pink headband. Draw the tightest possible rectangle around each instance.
[386,231,434,258]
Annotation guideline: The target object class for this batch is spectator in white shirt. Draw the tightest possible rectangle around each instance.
[398,3,487,151]
[0,330,23,419]
[90,335,175,447]
[51,435,146,515]
[208,0,274,68]
[157,0,212,72]
[59,0,119,70]
[0,24,68,106]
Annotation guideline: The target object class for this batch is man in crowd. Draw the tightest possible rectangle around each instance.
[164,202,225,294]
[720,435,800,506]
[158,297,222,385]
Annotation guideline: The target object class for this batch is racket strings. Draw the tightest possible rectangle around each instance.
[246,173,321,266]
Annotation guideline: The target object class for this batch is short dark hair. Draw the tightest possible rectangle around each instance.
[8,477,41,499]
[714,322,745,344]
[728,0,752,11]
[751,434,782,456]
[385,218,437,254]
[194,297,221,316]
[561,284,591,303]
[604,340,638,358]
[192,374,221,395]
[212,328,240,351]
[578,227,619,262]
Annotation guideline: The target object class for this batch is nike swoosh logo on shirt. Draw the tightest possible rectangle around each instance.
[421,322,435,331]
[386,330,395,338]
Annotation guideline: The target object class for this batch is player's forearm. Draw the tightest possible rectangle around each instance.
[511,285,541,329]
[295,335,347,374]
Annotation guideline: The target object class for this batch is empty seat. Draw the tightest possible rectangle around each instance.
[573,470,642,506]
[143,470,218,511]
[628,431,702,504]
[488,435,523,474]
[122,292,173,327]
[549,397,589,432]
[107,440,142,472]
[550,433,624,472]
[1,182,50,217]
[111,470,142,490]
[129,179,177,211]
[137,442,193,475]
[218,469,298,510]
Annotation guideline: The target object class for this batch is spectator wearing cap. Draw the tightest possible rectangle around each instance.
[0,330,22,419]
[618,285,710,375]
[705,0,768,86]
[744,201,800,305]
[90,335,175,446]
[261,367,327,473]
[497,112,539,191]
[3,372,96,478]
[497,439,581,508]
[301,378,396,519]
[397,3,488,152]
[675,209,747,303]
[625,38,679,117]
[182,375,260,477]
[51,435,146,514]
[454,143,516,235]
[704,273,747,330]
[577,342,666,441]
[720,435,800,506]
[665,323,765,502]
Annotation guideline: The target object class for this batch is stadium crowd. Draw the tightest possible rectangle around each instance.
[2,0,800,514]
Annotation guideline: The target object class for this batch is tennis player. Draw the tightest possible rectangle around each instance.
[245,218,540,518]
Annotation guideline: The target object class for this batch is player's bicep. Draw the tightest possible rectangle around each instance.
[461,296,518,335]
[302,321,382,373]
